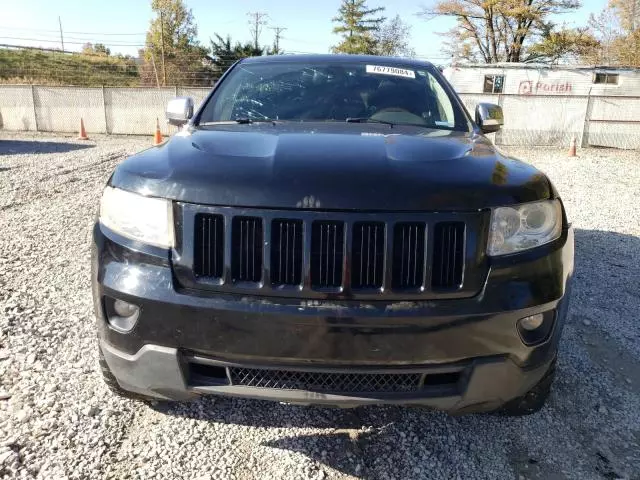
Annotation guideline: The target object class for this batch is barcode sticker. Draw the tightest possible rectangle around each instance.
[366,65,416,79]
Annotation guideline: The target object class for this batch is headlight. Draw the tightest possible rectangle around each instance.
[99,186,174,248]
[487,200,562,256]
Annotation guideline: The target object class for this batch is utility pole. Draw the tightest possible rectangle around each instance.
[247,12,268,51]
[270,26,287,54]
[58,16,64,52]
[160,11,167,86]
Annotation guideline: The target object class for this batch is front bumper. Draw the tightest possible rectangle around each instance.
[93,223,574,413]
[100,340,555,412]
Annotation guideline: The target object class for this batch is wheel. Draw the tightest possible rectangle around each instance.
[98,346,156,403]
[499,357,556,416]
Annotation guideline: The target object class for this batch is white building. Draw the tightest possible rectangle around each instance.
[442,64,640,149]
[443,63,640,96]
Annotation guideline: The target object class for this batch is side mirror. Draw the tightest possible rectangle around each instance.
[475,103,504,134]
[166,96,194,126]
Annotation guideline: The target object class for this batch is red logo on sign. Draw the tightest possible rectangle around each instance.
[518,81,533,95]
[518,80,572,95]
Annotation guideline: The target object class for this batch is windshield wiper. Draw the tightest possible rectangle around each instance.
[345,117,395,126]
[199,118,279,126]
[345,117,443,130]
[234,118,278,124]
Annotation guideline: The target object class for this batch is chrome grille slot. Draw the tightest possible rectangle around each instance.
[392,222,426,289]
[310,221,344,288]
[231,216,263,283]
[432,222,465,289]
[271,219,303,286]
[193,213,224,278]
[351,222,385,289]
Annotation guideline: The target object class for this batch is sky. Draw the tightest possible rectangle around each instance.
[0,0,608,63]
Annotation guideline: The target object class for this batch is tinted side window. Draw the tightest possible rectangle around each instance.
[594,73,618,84]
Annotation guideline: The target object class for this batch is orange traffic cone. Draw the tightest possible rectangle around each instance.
[78,118,89,140]
[568,136,577,157]
[153,118,163,145]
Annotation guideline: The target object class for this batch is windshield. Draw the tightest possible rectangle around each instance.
[198,60,469,131]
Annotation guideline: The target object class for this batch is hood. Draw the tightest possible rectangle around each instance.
[111,123,552,211]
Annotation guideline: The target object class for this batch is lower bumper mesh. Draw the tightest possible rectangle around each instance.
[228,367,422,393]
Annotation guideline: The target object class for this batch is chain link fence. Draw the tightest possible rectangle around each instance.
[458,93,640,149]
[0,85,638,148]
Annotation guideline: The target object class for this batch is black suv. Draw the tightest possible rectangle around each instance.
[92,55,573,415]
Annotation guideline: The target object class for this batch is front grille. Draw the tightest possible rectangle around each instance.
[271,219,303,286]
[185,205,479,299]
[351,222,385,289]
[231,217,263,283]
[193,214,224,278]
[229,367,422,393]
[311,221,344,288]
[432,222,465,289]
[392,222,426,289]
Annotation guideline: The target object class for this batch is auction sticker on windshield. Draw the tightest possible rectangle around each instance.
[366,65,416,79]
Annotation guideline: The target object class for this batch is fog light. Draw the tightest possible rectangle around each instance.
[106,298,140,333]
[518,313,544,331]
[114,299,138,318]
[517,311,555,346]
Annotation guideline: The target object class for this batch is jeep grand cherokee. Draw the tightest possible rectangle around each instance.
[92,55,574,415]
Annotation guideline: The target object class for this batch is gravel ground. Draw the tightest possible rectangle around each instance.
[0,131,639,480]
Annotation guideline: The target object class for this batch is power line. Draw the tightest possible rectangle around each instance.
[1,41,453,61]
[0,36,146,47]
[247,12,268,50]
[0,25,146,35]
[270,26,287,53]
[0,31,146,44]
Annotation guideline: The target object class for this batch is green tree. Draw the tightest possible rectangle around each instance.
[267,40,284,55]
[209,34,264,76]
[527,27,599,63]
[419,0,584,63]
[82,43,111,56]
[332,0,386,54]
[141,0,212,86]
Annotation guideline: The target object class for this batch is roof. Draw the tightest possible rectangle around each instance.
[241,54,435,69]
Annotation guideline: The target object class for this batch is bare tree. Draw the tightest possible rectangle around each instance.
[587,1,640,66]
[373,15,416,57]
[587,6,623,63]
[609,0,640,31]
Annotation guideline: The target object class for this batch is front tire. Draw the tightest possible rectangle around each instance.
[499,357,556,416]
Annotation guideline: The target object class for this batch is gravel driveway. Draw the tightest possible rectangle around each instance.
[1,132,639,480]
